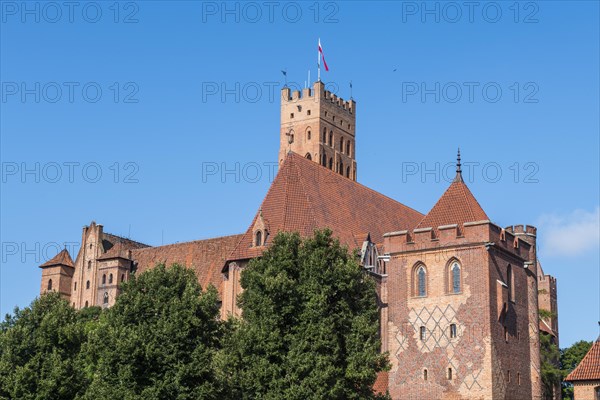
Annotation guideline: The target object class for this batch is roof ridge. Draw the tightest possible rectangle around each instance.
[457,181,475,222]
[290,153,424,218]
[104,232,150,248]
[226,156,295,261]
[132,233,244,253]
[40,248,74,268]
[416,178,489,229]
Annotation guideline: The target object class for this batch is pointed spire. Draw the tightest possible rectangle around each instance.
[454,148,463,183]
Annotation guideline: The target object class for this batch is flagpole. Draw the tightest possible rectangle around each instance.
[317,38,321,82]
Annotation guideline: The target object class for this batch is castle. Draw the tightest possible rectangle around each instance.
[38,81,559,399]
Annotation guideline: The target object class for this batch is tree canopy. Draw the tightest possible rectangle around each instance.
[0,293,99,400]
[560,340,594,400]
[81,263,223,400]
[218,229,389,400]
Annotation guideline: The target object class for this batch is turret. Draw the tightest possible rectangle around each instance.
[279,81,357,180]
[39,249,75,300]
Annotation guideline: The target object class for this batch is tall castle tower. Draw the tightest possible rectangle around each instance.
[279,81,357,180]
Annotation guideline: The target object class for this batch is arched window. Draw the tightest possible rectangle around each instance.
[420,326,426,341]
[417,266,427,297]
[507,264,514,302]
[339,137,344,152]
[322,127,327,141]
[85,301,88,307]
[307,130,311,140]
[424,369,428,381]
[86,280,90,289]
[103,292,109,305]
[451,262,461,294]
[448,368,453,380]
[121,274,125,282]
[47,279,52,291]
[87,261,92,269]
[74,282,77,291]
[346,166,350,178]
[339,162,343,175]
[305,153,312,160]
[329,131,333,146]
[321,153,327,166]
[329,158,333,170]
[346,142,350,155]
[102,274,106,285]
[255,231,262,247]
[109,274,113,284]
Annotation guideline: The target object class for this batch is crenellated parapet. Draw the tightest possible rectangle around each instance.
[279,80,357,180]
[281,81,355,115]
[383,220,533,262]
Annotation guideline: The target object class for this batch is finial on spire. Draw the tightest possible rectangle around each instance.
[454,148,463,183]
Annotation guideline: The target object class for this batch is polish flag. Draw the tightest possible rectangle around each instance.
[318,38,329,71]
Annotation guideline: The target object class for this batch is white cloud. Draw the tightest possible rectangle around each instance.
[537,207,600,257]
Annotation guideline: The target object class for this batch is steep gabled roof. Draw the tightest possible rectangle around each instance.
[102,233,150,253]
[40,249,74,268]
[227,152,423,262]
[98,241,134,260]
[566,338,600,382]
[416,175,489,229]
[131,234,243,295]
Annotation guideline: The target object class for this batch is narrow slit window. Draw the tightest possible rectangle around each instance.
[417,266,427,297]
[452,263,461,293]
[450,324,457,338]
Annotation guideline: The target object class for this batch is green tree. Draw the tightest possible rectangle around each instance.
[540,333,561,400]
[218,230,389,400]
[0,292,100,400]
[81,263,223,400]
[560,340,593,400]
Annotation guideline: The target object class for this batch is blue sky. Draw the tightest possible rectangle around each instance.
[1,1,598,347]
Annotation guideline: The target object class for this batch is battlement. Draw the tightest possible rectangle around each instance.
[281,81,355,116]
[383,220,532,258]
[539,274,557,285]
[506,224,537,236]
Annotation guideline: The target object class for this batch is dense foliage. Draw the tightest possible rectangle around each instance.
[81,264,223,399]
[560,340,593,400]
[0,293,99,400]
[218,230,389,400]
[0,230,388,399]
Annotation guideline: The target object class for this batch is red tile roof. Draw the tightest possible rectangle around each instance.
[566,338,600,381]
[226,152,424,262]
[102,233,149,252]
[373,371,388,395]
[40,249,74,268]
[98,241,135,260]
[130,234,243,295]
[416,175,489,229]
